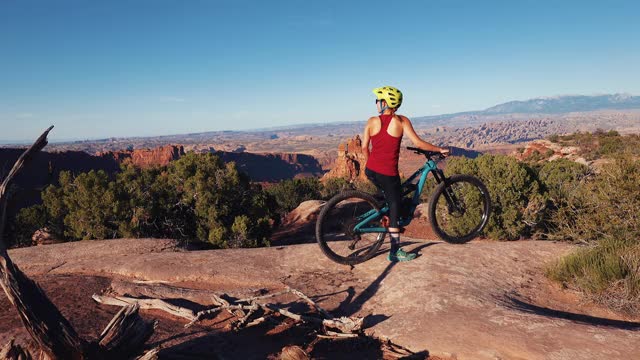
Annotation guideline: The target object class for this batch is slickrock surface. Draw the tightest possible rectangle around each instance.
[7,238,640,359]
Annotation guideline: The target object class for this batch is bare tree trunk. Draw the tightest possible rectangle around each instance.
[0,127,158,359]
[0,126,86,359]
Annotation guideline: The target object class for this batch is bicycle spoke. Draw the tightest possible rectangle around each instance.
[316,191,386,264]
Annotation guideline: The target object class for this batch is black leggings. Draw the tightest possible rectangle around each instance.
[365,168,401,228]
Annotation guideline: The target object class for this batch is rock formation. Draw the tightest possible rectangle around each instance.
[322,135,368,182]
[32,227,60,246]
[99,145,186,168]
[513,139,588,165]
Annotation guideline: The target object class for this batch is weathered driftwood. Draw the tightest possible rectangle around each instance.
[93,294,198,322]
[111,280,223,306]
[0,128,158,360]
[97,303,157,358]
[288,287,332,319]
[97,285,364,336]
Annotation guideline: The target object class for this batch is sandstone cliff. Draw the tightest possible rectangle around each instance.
[99,145,186,168]
[322,135,368,182]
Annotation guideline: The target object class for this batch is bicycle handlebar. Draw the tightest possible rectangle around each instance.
[406,146,447,159]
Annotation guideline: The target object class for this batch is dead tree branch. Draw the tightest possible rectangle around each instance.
[0,127,158,359]
[92,294,198,322]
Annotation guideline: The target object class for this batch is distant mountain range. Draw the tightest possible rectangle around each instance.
[414,93,640,122]
[2,93,639,148]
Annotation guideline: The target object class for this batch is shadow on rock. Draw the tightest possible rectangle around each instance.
[500,295,640,330]
[338,242,439,320]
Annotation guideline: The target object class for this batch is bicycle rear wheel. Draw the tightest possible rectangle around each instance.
[316,190,386,265]
[428,174,491,244]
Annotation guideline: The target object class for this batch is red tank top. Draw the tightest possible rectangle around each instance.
[366,114,402,176]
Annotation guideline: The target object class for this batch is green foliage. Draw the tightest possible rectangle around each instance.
[548,156,640,243]
[266,177,322,216]
[12,205,47,247]
[552,130,640,160]
[534,159,589,238]
[320,178,351,199]
[545,154,640,314]
[547,233,640,313]
[32,153,276,248]
[446,154,544,240]
[49,170,120,240]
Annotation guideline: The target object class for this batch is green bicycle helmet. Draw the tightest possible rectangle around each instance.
[373,86,403,109]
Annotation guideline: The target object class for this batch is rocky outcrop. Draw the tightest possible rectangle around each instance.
[271,200,325,245]
[32,228,61,246]
[7,238,640,360]
[513,139,588,165]
[420,119,568,149]
[99,145,185,168]
[322,135,368,182]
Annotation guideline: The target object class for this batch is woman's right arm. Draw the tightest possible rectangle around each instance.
[401,115,449,154]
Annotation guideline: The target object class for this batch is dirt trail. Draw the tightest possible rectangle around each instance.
[5,238,640,359]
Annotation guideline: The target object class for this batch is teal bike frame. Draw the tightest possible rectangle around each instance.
[353,157,444,233]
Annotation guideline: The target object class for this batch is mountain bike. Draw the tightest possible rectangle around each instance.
[316,147,492,265]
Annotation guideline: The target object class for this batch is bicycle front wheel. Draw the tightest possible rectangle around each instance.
[428,174,491,244]
[316,190,386,265]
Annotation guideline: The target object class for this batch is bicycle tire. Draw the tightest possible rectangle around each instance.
[428,174,491,244]
[316,190,386,265]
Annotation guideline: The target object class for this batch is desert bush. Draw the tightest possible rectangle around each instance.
[546,232,640,314]
[11,204,47,247]
[267,177,322,216]
[43,170,120,240]
[535,159,591,238]
[546,155,640,314]
[27,153,276,248]
[445,154,545,240]
[549,156,640,243]
[165,152,274,247]
[320,178,351,199]
[114,164,189,240]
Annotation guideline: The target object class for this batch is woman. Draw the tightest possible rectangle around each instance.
[362,86,449,262]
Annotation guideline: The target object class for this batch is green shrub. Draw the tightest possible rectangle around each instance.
[550,156,640,243]
[11,205,47,247]
[266,177,322,216]
[51,170,119,240]
[546,233,640,314]
[320,178,351,199]
[445,154,545,240]
[33,152,276,248]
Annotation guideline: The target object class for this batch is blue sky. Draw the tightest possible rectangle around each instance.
[1,0,639,142]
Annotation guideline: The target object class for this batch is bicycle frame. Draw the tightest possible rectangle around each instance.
[353,158,445,233]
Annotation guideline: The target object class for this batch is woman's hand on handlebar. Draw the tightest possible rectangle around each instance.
[439,147,451,157]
